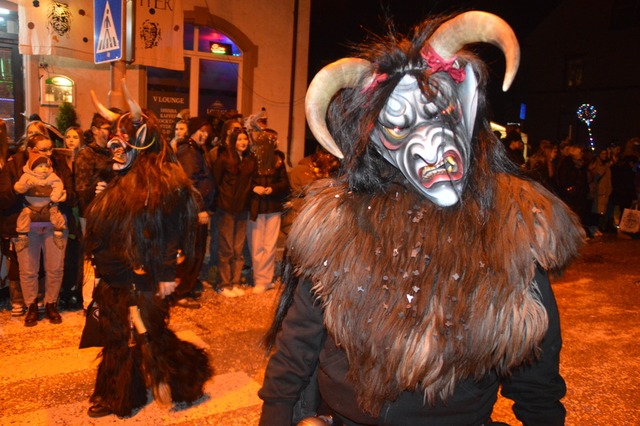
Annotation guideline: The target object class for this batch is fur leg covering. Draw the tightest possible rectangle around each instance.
[90,284,213,415]
[91,284,147,417]
[137,290,213,404]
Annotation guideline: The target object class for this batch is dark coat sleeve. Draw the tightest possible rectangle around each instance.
[258,279,326,426]
[500,266,567,426]
[51,151,76,208]
[177,144,215,211]
[0,153,22,209]
[0,152,27,236]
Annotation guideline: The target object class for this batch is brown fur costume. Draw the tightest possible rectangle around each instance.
[287,174,584,415]
[85,111,213,417]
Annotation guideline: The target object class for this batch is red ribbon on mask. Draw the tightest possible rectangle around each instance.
[361,72,389,94]
[421,45,466,83]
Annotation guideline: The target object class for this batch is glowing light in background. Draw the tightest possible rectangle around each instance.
[576,103,597,151]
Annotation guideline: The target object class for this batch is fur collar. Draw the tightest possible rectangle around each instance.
[287,174,584,414]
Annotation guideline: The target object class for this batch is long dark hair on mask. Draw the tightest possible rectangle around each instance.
[84,110,199,281]
[264,13,524,350]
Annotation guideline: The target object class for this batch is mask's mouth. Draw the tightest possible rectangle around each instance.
[418,150,463,189]
[107,138,127,164]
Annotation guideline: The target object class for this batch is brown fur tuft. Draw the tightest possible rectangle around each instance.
[287,174,584,415]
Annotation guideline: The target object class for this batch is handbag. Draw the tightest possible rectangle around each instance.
[619,202,640,234]
[79,283,105,348]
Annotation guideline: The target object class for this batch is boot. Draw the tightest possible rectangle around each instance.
[24,302,39,327]
[45,302,62,324]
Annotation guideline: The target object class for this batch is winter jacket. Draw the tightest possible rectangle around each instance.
[176,138,215,211]
[250,161,290,221]
[0,149,76,237]
[259,266,566,426]
[14,167,65,205]
[213,149,256,214]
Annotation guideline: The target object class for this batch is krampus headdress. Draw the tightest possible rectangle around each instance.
[86,80,199,284]
[277,11,584,416]
[84,82,209,410]
[90,81,154,172]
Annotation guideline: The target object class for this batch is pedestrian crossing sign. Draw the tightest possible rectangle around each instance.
[94,0,123,64]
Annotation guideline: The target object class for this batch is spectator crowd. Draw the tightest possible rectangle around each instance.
[0,108,341,326]
[501,128,640,240]
[1,110,637,326]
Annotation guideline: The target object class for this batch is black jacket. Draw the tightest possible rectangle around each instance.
[213,149,256,214]
[250,162,290,221]
[177,139,215,211]
[258,266,566,426]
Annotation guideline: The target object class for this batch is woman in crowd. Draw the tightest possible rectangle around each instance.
[0,120,54,316]
[0,133,74,326]
[213,129,256,297]
[58,126,85,310]
[84,97,212,417]
[248,129,290,294]
[588,148,613,236]
[64,126,84,156]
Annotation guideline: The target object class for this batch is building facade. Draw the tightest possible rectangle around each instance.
[0,0,311,164]
[521,0,640,149]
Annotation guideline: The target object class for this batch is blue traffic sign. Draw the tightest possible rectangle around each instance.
[94,0,123,64]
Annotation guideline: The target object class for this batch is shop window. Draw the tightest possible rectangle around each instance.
[197,26,241,56]
[148,23,242,141]
[0,5,22,150]
[565,56,584,89]
[40,75,75,106]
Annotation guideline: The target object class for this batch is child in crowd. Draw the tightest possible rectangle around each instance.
[13,151,67,250]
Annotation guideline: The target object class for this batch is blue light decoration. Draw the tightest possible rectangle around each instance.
[576,103,597,151]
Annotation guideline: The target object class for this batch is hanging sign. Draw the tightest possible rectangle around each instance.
[94,0,122,63]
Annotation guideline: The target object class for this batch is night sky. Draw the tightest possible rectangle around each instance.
[309,0,561,72]
[308,0,561,123]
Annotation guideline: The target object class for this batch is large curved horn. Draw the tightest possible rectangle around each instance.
[305,58,372,159]
[428,11,520,91]
[90,90,120,123]
[121,79,142,122]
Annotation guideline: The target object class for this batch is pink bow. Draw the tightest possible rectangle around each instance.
[421,45,466,83]
[361,72,389,94]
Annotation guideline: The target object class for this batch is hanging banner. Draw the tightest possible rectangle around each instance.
[18,0,95,62]
[134,0,184,71]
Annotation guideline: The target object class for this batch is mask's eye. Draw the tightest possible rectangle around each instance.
[383,125,412,142]
[424,102,442,121]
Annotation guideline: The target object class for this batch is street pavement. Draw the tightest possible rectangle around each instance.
[0,234,639,425]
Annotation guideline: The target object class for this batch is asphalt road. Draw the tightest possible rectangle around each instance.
[1,233,639,425]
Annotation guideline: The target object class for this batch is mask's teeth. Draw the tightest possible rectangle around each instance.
[445,155,458,174]
[421,165,434,179]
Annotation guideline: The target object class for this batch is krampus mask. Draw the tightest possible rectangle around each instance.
[91,81,152,172]
[306,11,519,206]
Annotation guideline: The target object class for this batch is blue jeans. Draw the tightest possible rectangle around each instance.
[15,224,67,304]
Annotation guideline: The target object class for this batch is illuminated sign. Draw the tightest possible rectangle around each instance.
[41,75,75,106]
[209,42,232,55]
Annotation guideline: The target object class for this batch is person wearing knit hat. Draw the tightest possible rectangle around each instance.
[174,116,215,307]
[14,150,67,254]
[187,116,209,143]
